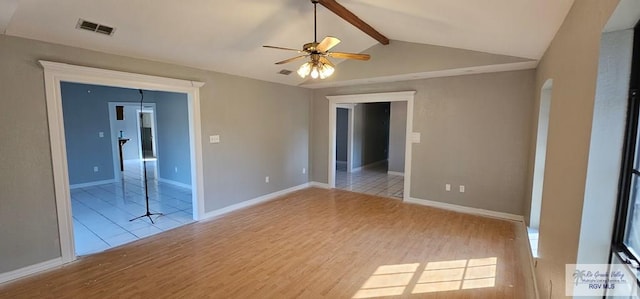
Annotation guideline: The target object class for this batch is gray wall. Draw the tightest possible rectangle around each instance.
[361,103,390,167]
[336,108,348,162]
[529,1,620,297]
[61,83,192,186]
[352,104,363,168]
[389,101,407,173]
[0,34,310,274]
[311,70,535,215]
[349,103,390,169]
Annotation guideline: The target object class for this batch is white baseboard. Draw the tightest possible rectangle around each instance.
[200,183,311,221]
[387,171,405,176]
[157,178,191,189]
[0,257,63,284]
[309,181,331,189]
[70,179,116,189]
[405,197,524,222]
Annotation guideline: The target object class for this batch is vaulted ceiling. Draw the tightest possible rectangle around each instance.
[1,0,575,87]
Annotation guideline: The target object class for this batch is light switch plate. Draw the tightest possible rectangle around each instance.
[412,132,421,143]
[210,135,220,143]
[99,132,104,138]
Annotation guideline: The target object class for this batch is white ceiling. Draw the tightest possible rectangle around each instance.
[3,0,575,87]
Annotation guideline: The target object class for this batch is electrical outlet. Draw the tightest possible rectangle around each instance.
[98,132,104,138]
[459,185,465,193]
[174,167,178,173]
[265,176,269,183]
[93,166,99,172]
[445,184,451,191]
[302,168,306,174]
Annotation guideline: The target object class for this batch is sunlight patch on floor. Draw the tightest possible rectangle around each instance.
[353,258,497,298]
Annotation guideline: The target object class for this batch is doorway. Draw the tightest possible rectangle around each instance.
[64,83,194,256]
[41,61,205,264]
[109,102,159,181]
[139,110,157,160]
[327,91,416,201]
[333,102,405,198]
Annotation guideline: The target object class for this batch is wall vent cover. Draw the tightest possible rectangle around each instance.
[76,19,115,36]
[278,69,293,75]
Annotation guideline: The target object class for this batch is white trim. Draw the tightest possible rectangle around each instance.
[0,257,63,284]
[405,197,525,222]
[520,222,541,299]
[157,178,192,189]
[335,105,355,173]
[69,179,116,189]
[310,181,332,189]
[201,183,310,221]
[336,160,347,166]
[327,91,415,203]
[387,171,405,177]
[40,60,206,265]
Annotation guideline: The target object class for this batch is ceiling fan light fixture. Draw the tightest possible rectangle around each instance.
[298,60,334,80]
[319,63,334,79]
[310,65,320,79]
[297,62,313,78]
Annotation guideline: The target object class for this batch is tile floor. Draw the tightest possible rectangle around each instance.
[335,161,404,199]
[71,160,193,256]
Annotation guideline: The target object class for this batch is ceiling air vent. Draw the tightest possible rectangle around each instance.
[76,19,115,36]
[278,69,293,75]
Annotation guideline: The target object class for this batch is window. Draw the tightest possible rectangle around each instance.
[613,23,640,264]
[621,97,640,258]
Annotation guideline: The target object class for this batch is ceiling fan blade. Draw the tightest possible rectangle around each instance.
[319,56,335,67]
[263,45,303,52]
[317,0,389,45]
[275,55,307,65]
[327,52,371,61]
[317,36,341,53]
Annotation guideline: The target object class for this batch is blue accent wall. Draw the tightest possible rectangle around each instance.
[61,82,191,186]
[150,90,191,185]
[61,83,114,184]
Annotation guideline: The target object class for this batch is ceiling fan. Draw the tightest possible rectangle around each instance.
[263,0,372,79]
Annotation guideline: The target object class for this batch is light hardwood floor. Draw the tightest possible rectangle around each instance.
[0,188,534,298]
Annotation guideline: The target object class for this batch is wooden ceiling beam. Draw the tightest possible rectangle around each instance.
[317,0,390,45]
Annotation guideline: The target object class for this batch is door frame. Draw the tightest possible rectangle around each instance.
[41,60,206,264]
[108,102,159,180]
[336,104,355,173]
[136,107,158,160]
[327,91,416,201]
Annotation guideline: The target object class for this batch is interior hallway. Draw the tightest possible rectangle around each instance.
[335,161,404,199]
